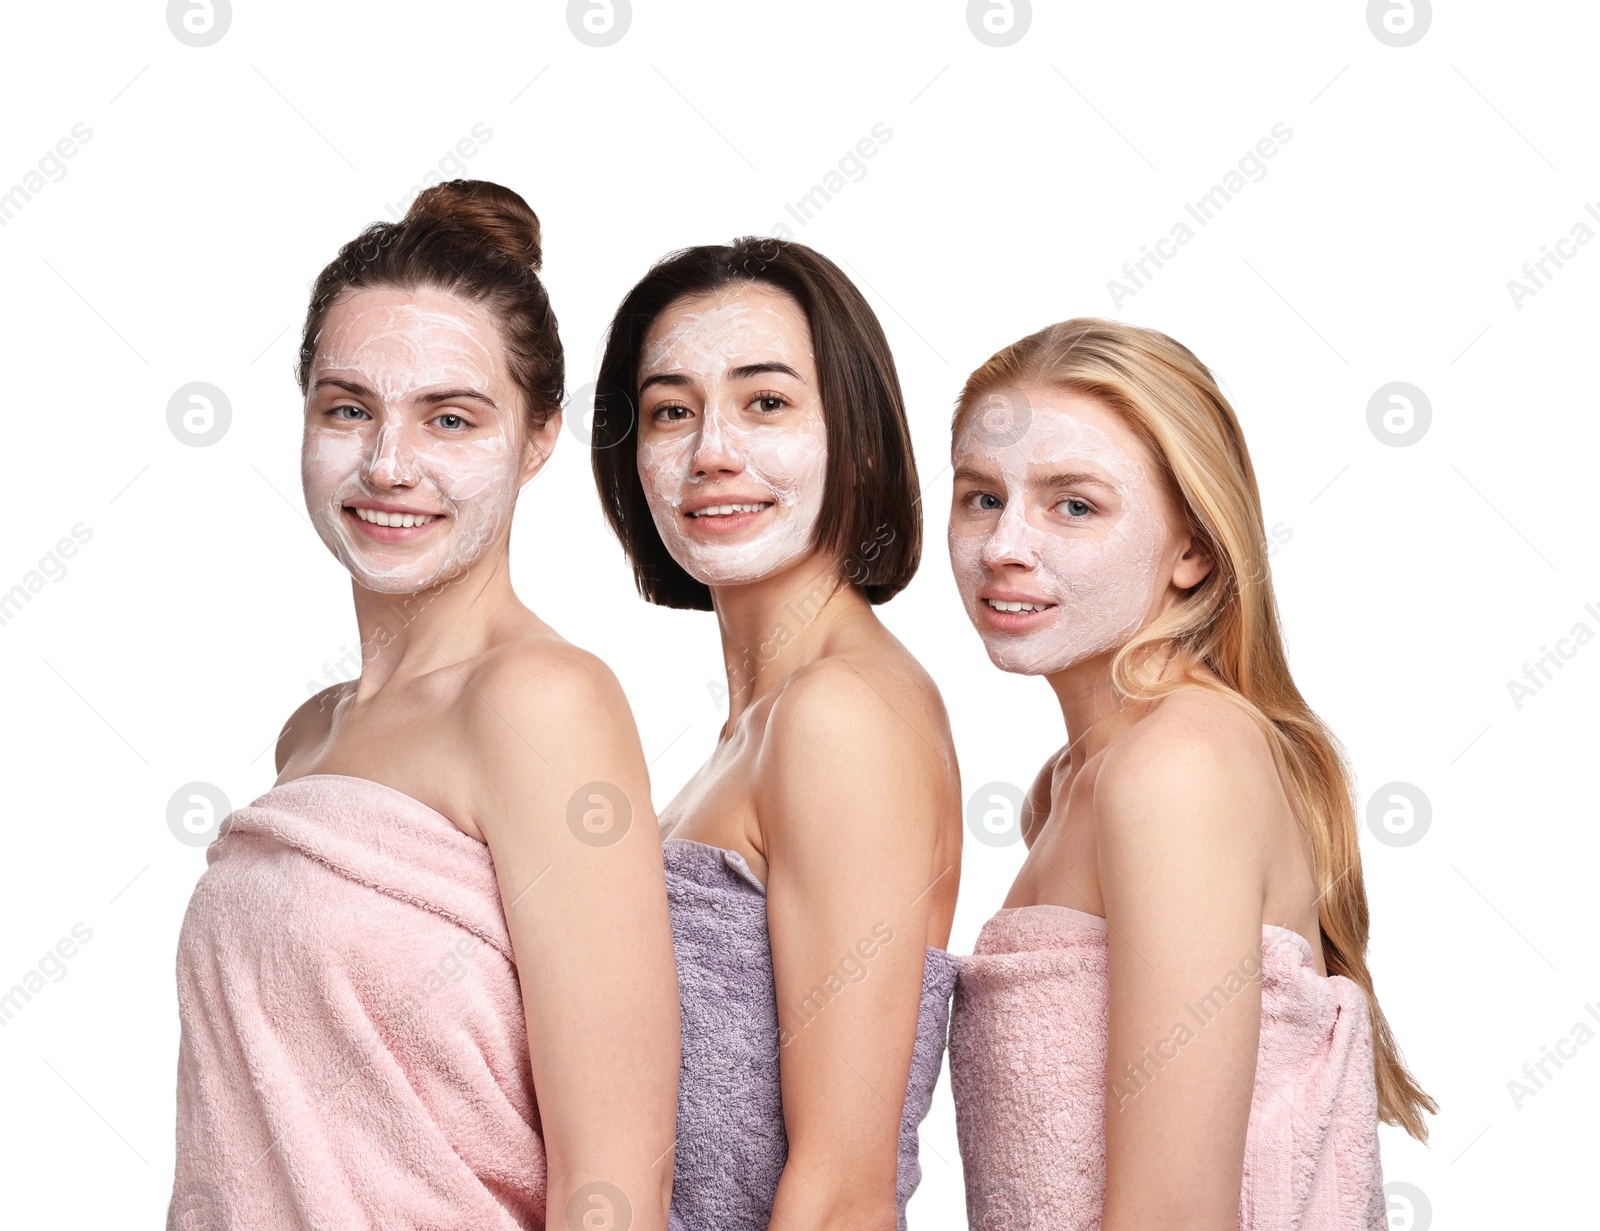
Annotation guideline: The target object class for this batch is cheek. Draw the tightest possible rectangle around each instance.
[741,429,828,503]
[947,527,986,589]
[637,437,695,504]
[302,427,366,495]
[427,436,519,505]
[1097,501,1169,592]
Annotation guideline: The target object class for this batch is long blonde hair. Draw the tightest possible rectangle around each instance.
[956,318,1436,1139]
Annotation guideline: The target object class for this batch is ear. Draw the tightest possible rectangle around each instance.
[1171,529,1214,591]
[518,409,563,486]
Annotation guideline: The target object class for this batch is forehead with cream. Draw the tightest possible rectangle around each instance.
[639,281,815,382]
[311,286,516,419]
[949,387,1177,675]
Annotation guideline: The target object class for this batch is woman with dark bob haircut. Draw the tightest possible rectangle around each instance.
[591,236,964,1231]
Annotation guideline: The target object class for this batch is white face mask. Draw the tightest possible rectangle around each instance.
[301,289,529,595]
[948,391,1171,675]
[635,284,828,586]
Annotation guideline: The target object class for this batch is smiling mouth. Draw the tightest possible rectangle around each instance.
[686,501,774,519]
[984,598,1056,614]
[346,506,444,529]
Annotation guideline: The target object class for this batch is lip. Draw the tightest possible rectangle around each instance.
[679,492,775,536]
[344,499,443,515]
[342,501,447,544]
[976,587,1058,633]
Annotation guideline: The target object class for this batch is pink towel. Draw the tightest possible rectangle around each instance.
[947,905,1385,1230]
[169,773,545,1230]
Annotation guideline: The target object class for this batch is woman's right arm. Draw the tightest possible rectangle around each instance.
[1094,702,1278,1231]
[468,645,681,1231]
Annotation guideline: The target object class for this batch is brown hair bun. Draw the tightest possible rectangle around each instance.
[404,179,543,272]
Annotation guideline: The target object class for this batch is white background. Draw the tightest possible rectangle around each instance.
[1,2,1594,1227]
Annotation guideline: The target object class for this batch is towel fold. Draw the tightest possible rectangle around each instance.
[169,773,545,1230]
[662,838,959,1231]
[948,905,1385,1230]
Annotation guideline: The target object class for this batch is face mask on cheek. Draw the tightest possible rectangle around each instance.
[949,407,1169,676]
[302,417,524,595]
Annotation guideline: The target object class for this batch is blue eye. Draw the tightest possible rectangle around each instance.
[1061,498,1091,518]
[331,404,369,420]
[435,413,467,430]
[970,492,1002,511]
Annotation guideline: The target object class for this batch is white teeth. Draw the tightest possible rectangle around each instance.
[986,599,1052,613]
[689,502,770,517]
[352,506,439,528]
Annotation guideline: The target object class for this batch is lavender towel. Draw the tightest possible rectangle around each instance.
[662,838,958,1231]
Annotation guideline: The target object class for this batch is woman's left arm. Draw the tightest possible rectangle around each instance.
[1095,713,1276,1231]
[761,661,950,1231]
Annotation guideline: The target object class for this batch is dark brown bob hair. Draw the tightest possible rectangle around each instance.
[590,236,921,611]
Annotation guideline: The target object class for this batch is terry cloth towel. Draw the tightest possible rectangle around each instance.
[948,905,1386,1231]
[169,773,544,1231]
[662,838,959,1231]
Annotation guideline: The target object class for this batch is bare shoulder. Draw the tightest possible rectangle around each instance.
[460,632,636,749]
[766,655,880,747]
[1095,688,1281,845]
[765,652,943,771]
[274,682,351,774]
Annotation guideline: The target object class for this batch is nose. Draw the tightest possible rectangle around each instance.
[687,401,745,481]
[980,500,1041,571]
[363,420,420,488]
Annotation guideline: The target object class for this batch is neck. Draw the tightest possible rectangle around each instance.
[707,553,861,726]
[345,547,523,698]
[1044,643,1185,771]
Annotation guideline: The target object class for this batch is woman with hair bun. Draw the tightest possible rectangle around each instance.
[944,319,1434,1230]
[169,180,680,1230]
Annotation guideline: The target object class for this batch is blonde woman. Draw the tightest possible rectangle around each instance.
[944,319,1433,1230]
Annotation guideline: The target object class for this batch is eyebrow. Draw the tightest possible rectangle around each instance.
[637,361,805,395]
[952,464,1117,492]
[727,361,804,383]
[417,386,498,409]
[1038,469,1114,490]
[313,377,498,409]
[638,372,692,394]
